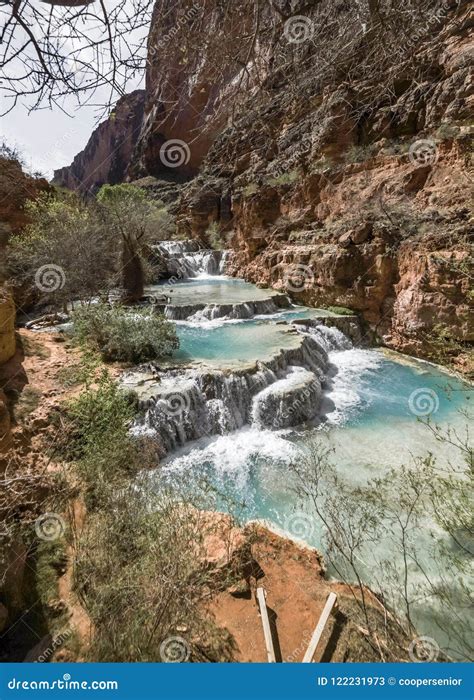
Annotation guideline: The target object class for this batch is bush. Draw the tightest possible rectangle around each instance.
[8,192,115,308]
[64,368,151,508]
[206,222,223,250]
[72,303,179,363]
[327,305,354,316]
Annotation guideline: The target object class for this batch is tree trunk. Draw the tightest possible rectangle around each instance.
[121,243,144,303]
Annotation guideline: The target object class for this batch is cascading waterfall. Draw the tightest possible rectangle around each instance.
[251,366,322,429]
[165,296,290,322]
[155,240,229,278]
[126,334,330,455]
[295,322,353,352]
[134,267,473,661]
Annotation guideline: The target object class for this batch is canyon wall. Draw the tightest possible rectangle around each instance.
[162,0,472,364]
[56,0,473,366]
[53,90,145,193]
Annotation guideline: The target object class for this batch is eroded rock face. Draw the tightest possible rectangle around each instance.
[53,90,145,193]
[160,1,473,364]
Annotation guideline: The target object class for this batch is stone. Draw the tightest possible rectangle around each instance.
[338,231,353,247]
[228,579,251,598]
[351,222,372,245]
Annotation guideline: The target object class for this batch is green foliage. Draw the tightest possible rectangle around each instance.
[435,123,462,140]
[64,369,142,508]
[327,306,354,316]
[71,303,179,363]
[206,221,223,250]
[266,169,300,187]
[97,184,172,300]
[344,143,378,163]
[57,349,101,390]
[97,183,165,243]
[293,407,473,661]
[8,191,115,306]
[97,182,147,207]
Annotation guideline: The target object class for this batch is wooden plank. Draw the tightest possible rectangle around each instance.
[302,592,337,663]
[256,587,276,663]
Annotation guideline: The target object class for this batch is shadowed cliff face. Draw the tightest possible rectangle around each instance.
[53,90,145,193]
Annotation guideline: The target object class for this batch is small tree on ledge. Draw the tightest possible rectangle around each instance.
[97,184,163,303]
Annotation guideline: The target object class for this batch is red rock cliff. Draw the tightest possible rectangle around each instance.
[136,0,472,367]
[53,90,145,193]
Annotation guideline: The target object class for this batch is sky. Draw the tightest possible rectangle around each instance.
[1,83,143,180]
[0,0,147,180]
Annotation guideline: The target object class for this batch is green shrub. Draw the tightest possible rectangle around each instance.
[327,305,355,316]
[72,303,179,363]
[344,144,378,163]
[206,221,223,250]
[266,169,299,187]
[63,369,148,509]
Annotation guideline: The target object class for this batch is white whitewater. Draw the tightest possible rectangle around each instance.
[155,240,229,278]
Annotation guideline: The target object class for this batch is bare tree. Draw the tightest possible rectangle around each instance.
[0,0,154,114]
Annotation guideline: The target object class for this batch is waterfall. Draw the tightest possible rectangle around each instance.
[156,240,201,255]
[163,295,291,322]
[155,240,230,278]
[218,250,229,274]
[251,366,322,429]
[125,334,330,455]
[295,322,353,352]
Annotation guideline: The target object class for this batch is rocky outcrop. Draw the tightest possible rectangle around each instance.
[0,289,16,455]
[163,295,290,322]
[53,90,145,193]
[0,154,50,268]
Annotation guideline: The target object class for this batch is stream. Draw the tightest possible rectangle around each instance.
[128,241,472,659]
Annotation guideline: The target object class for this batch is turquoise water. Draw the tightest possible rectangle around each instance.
[155,353,472,658]
[174,321,301,363]
[148,277,283,305]
[143,275,473,659]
